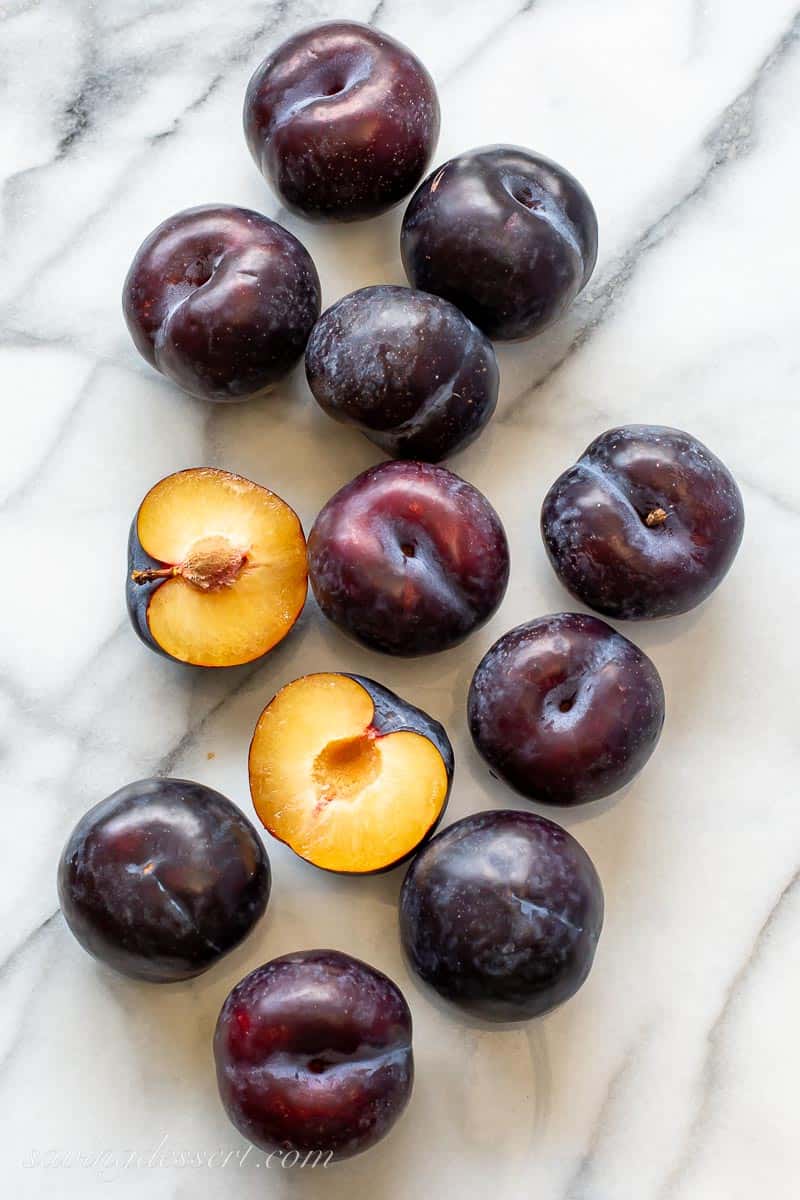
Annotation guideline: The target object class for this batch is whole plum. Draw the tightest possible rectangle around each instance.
[244,22,440,221]
[305,285,498,461]
[401,145,597,340]
[468,613,665,806]
[123,205,320,402]
[400,810,603,1020]
[307,460,510,655]
[541,425,745,618]
[58,778,270,982]
[214,949,413,1158]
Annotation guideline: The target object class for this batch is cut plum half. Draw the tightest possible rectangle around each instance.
[127,468,307,667]
[249,673,453,873]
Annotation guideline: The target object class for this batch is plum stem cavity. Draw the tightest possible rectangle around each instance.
[312,733,380,801]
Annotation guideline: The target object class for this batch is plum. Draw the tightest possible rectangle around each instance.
[58,778,270,982]
[307,460,510,655]
[401,145,597,340]
[244,21,440,221]
[126,467,307,668]
[249,672,453,873]
[123,205,320,401]
[468,613,665,805]
[400,810,603,1020]
[214,950,413,1158]
[305,285,498,461]
[541,425,745,619]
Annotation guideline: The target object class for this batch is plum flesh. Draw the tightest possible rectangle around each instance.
[214,949,413,1158]
[244,21,440,221]
[541,425,745,619]
[468,613,665,806]
[305,285,498,461]
[400,810,603,1020]
[58,778,270,982]
[401,145,597,340]
[307,460,510,655]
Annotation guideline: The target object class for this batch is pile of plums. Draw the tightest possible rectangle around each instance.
[60,20,745,1164]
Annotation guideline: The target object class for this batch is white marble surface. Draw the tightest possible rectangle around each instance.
[2,0,799,1196]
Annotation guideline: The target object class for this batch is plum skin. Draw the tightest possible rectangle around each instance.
[58,779,271,983]
[244,21,440,221]
[468,613,665,806]
[305,285,499,462]
[541,425,745,619]
[123,205,320,402]
[400,810,603,1020]
[214,950,413,1158]
[307,460,510,656]
[127,515,170,659]
[251,673,455,876]
[401,145,598,341]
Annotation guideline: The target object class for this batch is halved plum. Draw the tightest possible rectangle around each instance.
[249,673,453,873]
[127,468,307,667]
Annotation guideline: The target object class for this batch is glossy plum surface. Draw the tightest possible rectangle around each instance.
[244,21,440,221]
[214,950,413,1158]
[541,425,745,619]
[305,285,498,461]
[468,613,665,806]
[401,145,597,340]
[58,779,270,982]
[123,205,320,401]
[307,460,510,655]
[400,810,603,1020]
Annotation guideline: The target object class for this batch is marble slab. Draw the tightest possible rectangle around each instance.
[1,1,799,1197]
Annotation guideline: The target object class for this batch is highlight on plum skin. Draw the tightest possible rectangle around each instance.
[214,949,413,1160]
[244,21,440,221]
[126,467,307,668]
[249,673,454,874]
[305,285,499,462]
[401,145,598,341]
[122,204,320,402]
[307,460,510,656]
[541,424,745,620]
[468,613,665,806]
[400,809,603,1021]
[58,778,271,983]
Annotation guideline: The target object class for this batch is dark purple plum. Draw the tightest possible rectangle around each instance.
[468,613,664,806]
[401,145,598,340]
[400,810,603,1020]
[305,285,498,461]
[214,950,413,1158]
[541,425,745,619]
[244,22,440,221]
[307,460,510,655]
[58,778,270,982]
[123,205,320,401]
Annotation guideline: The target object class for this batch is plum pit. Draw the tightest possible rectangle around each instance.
[133,535,247,592]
